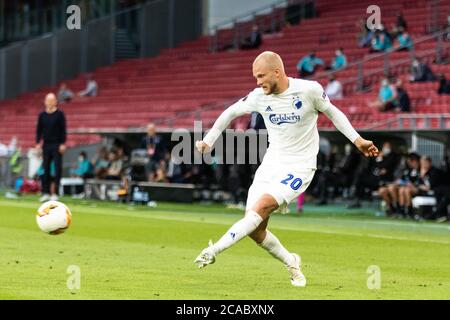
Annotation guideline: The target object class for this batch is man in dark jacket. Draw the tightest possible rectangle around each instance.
[36,93,67,202]
[140,123,166,181]
[240,24,262,50]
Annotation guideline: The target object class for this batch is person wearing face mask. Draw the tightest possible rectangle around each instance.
[330,48,347,71]
[387,152,421,218]
[296,51,324,78]
[409,58,436,82]
[396,27,414,51]
[394,79,411,112]
[376,143,403,215]
[349,141,399,209]
[370,27,392,53]
[70,151,93,178]
[368,77,398,111]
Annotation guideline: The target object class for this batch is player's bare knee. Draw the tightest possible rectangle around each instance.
[252,194,279,217]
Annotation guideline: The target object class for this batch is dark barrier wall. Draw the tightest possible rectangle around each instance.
[0,0,203,100]
[56,29,82,81]
[143,0,170,57]
[3,44,22,99]
[28,36,52,92]
[86,17,113,72]
[172,0,203,48]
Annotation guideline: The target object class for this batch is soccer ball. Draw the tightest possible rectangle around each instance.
[36,201,72,235]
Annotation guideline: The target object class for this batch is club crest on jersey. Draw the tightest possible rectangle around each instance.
[292,96,302,110]
[269,113,301,125]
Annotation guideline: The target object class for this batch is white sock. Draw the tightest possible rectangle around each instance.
[259,230,295,267]
[211,210,263,255]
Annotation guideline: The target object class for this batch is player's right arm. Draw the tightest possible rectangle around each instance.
[196,91,258,153]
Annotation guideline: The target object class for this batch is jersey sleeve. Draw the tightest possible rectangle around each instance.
[310,81,333,112]
[203,89,259,147]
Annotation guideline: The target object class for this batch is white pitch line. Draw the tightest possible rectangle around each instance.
[2,200,449,244]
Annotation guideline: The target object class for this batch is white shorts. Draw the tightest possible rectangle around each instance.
[246,161,316,211]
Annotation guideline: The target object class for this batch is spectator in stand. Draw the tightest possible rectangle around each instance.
[105,149,123,180]
[57,82,74,103]
[409,58,436,82]
[437,74,450,94]
[240,24,262,50]
[70,151,93,178]
[349,141,399,209]
[368,77,398,111]
[330,48,347,71]
[325,74,343,100]
[296,51,324,77]
[92,147,110,179]
[140,123,166,182]
[388,152,421,218]
[370,28,392,53]
[357,18,374,48]
[404,156,442,219]
[393,79,411,112]
[78,74,98,97]
[396,27,414,51]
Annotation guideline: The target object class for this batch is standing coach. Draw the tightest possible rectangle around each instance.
[36,93,67,202]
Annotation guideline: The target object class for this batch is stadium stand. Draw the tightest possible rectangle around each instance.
[0,0,449,149]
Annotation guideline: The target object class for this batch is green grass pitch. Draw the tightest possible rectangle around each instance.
[0,195,449,300]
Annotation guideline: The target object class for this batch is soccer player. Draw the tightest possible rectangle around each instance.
[194,51,379,287]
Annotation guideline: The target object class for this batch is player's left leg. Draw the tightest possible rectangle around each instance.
[194,193,278,268]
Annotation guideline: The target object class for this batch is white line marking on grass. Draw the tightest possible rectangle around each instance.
[2,200,449,245]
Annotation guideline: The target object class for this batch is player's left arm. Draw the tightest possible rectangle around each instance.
[313,82,379,157]
[322,105,378,157]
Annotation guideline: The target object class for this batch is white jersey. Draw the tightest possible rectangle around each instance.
[203,77,360,170]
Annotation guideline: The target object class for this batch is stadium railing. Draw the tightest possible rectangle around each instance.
[312,29,450,94]
[363,114,450,131]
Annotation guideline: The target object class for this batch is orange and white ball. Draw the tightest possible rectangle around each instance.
[36,201,72,235]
